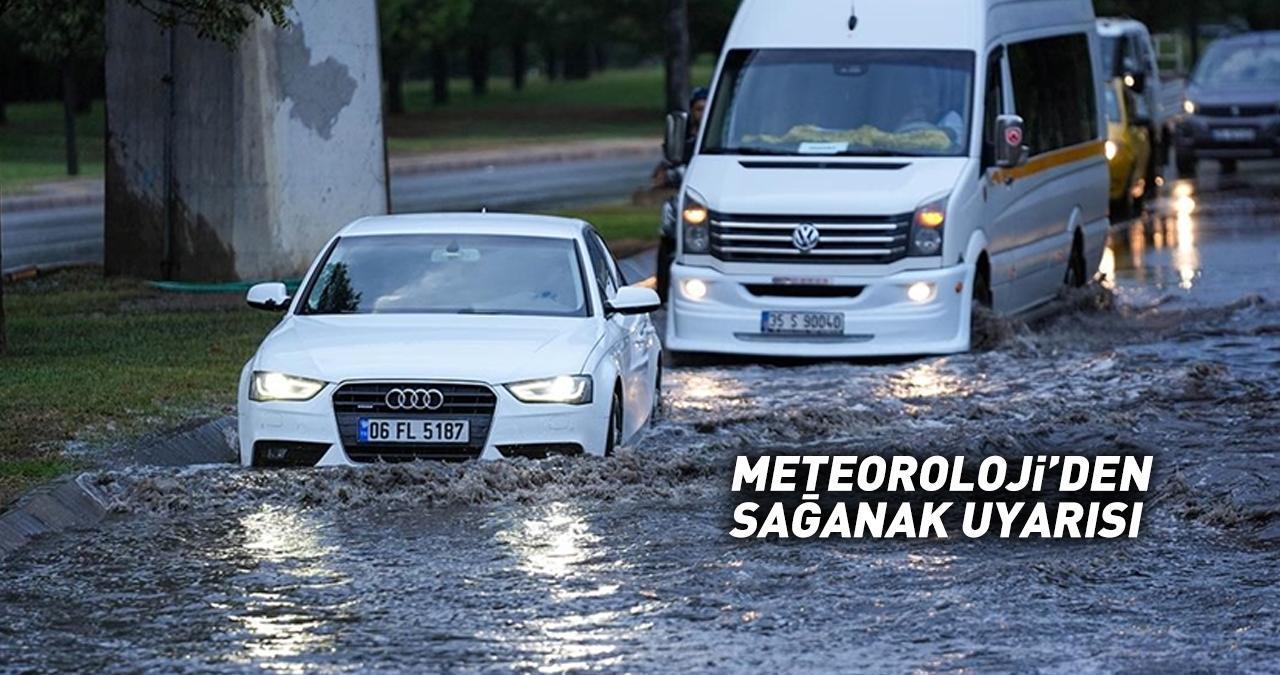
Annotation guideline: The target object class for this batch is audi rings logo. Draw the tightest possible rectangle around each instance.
[792,223,821,253]
[385,388,446,411]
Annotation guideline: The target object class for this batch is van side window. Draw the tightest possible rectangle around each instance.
[1008,34,1098,156]
[981,47,1004,169]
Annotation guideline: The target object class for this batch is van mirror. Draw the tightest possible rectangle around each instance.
[247,282,291,312]
[1126,71,1147,94]
[995,114,1028,168]
[664,111,689,165]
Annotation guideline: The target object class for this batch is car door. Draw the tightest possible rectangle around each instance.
[980,44,1036,313]
[585,230,656,435]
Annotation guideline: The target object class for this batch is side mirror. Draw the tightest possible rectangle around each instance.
[247,282,291,312]
[1126,71,1147,94]
[995,114,1028,168]
[606,286,661,316]
[664,111,689,165]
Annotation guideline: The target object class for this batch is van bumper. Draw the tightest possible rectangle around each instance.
[664,262,974,358]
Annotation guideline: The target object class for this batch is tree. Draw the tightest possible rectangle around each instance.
[4,0,102,177]
[378,0,469,110]
[663,0,689,114]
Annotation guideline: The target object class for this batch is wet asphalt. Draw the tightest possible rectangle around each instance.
[1,162,1279,673]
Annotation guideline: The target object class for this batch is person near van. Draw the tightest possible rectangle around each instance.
[654,87,710,303]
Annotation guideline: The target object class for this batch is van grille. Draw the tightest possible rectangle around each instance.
[332,382,496,463]
[709,211,912,265]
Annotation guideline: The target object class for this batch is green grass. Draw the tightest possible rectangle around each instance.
[0,101,105,192]
[554,202,661,247]
[387,64,713,154]
[0,269,279,505]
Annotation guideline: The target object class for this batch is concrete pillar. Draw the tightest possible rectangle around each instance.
[104,0,387,282]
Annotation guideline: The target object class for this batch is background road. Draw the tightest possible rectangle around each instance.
[0,154,657,275]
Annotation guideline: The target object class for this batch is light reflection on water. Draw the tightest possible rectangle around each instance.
[1102,179,1202,294]
[230,508,350,673]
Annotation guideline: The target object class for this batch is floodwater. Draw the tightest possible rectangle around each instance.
[2,165,1280,673]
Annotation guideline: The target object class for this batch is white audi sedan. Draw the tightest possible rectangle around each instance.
[237,214,663,467]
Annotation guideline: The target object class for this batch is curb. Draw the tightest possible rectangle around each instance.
[389,139,660,177]
[0,474,111,559]
[0,416,238,560]
[1,191,105,214]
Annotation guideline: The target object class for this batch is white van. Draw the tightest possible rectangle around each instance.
[662,0,1109,358]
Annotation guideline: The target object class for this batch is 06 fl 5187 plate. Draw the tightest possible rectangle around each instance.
[358,419,470,444]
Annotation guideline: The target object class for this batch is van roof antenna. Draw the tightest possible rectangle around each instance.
[481,206,488,214]
[848,1,858,31]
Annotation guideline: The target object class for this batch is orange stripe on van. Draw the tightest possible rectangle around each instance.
[991,140,1106,183]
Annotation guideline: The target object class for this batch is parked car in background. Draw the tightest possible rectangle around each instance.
[238,214,663,467]
[1097,18,1163,190]
[1104,79,1153,219]
[1177,32,1280,177]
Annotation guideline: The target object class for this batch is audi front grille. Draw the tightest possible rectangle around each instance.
[708,211,912,265]
[332,382,497,463]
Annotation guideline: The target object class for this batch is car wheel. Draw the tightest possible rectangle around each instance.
[651,366,663,423]
[968,261,994,352]
[1176,150,1197,178]
[605,389,622,457]
[1064,235,1087,289]
[1219,159,1238,175]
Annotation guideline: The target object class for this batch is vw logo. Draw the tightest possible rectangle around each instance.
[792,223,821,253]
[385,388,445,411]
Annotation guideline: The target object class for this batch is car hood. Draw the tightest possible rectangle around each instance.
[253,314,604,385]
[1187,82,1280,107]
[686,155,970,215]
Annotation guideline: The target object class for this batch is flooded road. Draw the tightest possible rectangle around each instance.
[3,164,1280,673]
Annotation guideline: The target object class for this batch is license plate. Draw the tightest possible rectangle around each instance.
[761,311,845,335]
[1212,128,1256,142]
[358,419,470,444]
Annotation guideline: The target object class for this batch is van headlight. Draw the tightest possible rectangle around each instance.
[251,371,327,402]
[681,189,711,254]
[506,375,593,405]
[909,196,947,257]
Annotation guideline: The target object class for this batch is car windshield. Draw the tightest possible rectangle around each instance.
[300,234,588,317]
[1195,42,1280,85]
[702,48,975,157]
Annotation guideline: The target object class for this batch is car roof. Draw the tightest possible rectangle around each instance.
[337,213,590,239]
[1211,31,1280,47]
[1096,18,1150,38]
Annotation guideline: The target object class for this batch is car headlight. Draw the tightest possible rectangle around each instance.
[681,189,710,254]
[1183,99,1196,115]
[250,371,327,402]
[909,195,947,257]
[1105,140,1118,161]
[505,375,593,405]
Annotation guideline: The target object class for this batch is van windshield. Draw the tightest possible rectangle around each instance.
[702,49,975,158]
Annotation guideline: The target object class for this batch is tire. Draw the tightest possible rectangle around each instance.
[650,366,663,423]
[1065,235,1087,289]
[604,389,623,457]
[1176,150,1197,178]
[968,261,993,351]
[655,235,675,304]
[1220,159,1238,175]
